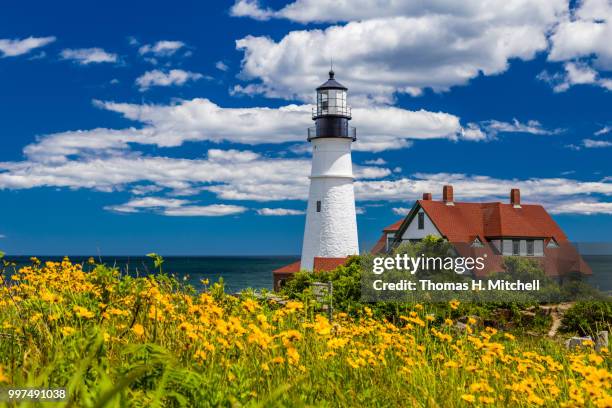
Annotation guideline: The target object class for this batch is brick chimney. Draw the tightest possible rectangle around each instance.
[510,188,521,208]
[422,192,432,200]
[442,185,454,205]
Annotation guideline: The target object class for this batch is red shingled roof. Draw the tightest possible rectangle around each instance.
[383,219,403,232]
[273,261,301,274]
[313,257,348,272]
[372,200,570,253]
[273,257,348,275]
[370,234,387,254]
[417,200,569,242]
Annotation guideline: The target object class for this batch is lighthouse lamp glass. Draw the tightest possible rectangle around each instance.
[317,89,347,116]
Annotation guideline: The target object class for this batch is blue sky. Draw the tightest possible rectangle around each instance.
[0,0,611,255]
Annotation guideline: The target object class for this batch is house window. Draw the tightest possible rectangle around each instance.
[418,212,424,230]
[512,240,520,256]
[316,200,321,212]
[527,240,534,256]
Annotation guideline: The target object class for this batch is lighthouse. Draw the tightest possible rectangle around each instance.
[300,70,359,271]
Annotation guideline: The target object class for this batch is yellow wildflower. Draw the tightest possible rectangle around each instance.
[527,393,545,406]
[461,394,476,403]
[60,326,76,336]
[285,301,304,312]
[588,353,604,365]
[194,350,208,362]
[40,291,61,303]
[313,315,332,335]
[73,306,95,319]
[242,298,259,313]
[287,347,300,365]
[0,366,9,383]
[131,323,145,338]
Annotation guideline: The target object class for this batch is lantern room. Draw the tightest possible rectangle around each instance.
[308,70,356,141]
[314,70,350,118]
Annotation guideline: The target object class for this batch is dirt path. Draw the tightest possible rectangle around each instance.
[540,302,575,337]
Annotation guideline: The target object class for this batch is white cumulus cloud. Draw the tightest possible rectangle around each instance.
[257,208,305,216]
[135,69,204,91]
[583,139,612,148]
[105,196,247,216]
[232,0,562,24]
[0,36,56,57]
[7,98,559,172]
[106,197,189,213]
[215,61,229,71]
[233,0,566,102]
[163,204,247,217]
[2,141,612,215]
[95,98,472,152]
[543,0,612,91]
[231,0,274,20]
[354,173,612,215]
[539,62,612,92]
[392,207,411,216]
[480,119,563,137]
[138,40,186,57]
[60,48,118,65]
[549,201,612,215]
[548,0,612,70]
[364,158,386,165]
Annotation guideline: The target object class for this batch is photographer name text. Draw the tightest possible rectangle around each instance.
[372,279,541,292]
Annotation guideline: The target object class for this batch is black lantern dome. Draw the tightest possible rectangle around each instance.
[316,70,347,91]
[308,70,356,141]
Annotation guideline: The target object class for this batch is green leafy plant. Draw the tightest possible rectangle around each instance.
[561,301,612,337]
[146,253,164,274]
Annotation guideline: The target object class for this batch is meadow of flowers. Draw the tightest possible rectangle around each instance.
[0,257,610,407]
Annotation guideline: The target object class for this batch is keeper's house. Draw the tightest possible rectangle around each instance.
[372,185,592,277]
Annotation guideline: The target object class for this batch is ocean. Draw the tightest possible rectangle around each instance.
[3,255,610,293]
[3,255,300,293]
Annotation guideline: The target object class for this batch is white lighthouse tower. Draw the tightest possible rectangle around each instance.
[300,70,359,271]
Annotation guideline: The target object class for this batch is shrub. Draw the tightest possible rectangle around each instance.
[561,301,612,337]
[281,256,363,313]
